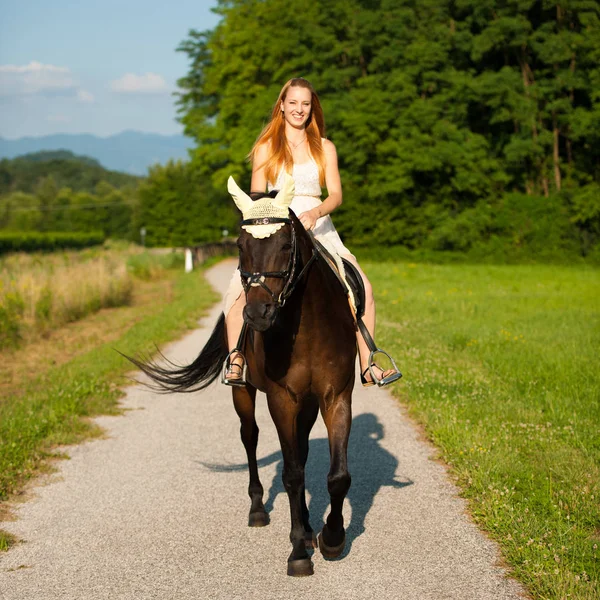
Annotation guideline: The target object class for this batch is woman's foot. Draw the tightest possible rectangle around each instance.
[223,351,246,386]
[360,363,401,388]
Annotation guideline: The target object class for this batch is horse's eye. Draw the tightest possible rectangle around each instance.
[282,243,292,251]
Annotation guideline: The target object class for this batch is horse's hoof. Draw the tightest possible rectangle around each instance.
[304,531,318,548]
[248,511,270,527]
[318,529,346,559]
[287,557,314,577]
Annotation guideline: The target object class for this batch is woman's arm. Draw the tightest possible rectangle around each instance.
[298,139,342,231]
[250,142,269,193]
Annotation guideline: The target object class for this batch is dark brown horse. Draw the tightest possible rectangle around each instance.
[129,178,356,576]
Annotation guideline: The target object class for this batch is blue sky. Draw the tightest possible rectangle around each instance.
[0,0,220,139]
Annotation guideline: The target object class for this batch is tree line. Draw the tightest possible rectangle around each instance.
[175,0,600,260]
[3,1,599,260]
[0,151,232,247]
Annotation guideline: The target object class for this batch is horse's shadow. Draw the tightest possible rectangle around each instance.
[200,412,413,556]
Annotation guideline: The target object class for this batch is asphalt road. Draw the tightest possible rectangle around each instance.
[0,259,526,600]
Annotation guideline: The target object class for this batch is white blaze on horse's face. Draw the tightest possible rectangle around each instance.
[227,175,295,239]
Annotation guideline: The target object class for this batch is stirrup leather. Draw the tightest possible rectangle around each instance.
[221,349,248,387]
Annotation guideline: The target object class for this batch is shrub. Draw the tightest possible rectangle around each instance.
[0,231,104,254]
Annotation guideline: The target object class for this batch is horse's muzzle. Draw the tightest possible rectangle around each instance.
[243,302,277,331]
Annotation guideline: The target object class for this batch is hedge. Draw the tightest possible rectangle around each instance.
[0,231,105,254]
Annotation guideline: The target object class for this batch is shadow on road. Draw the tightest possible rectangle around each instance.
[200,412,413,554]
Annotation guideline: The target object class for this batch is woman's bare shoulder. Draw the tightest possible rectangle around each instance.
[321,138,337,155]
[254,140,271,161]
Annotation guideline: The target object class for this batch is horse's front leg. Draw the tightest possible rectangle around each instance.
[299,400,319,549]
[270,395,315,576]
[319,391,352,558]
[232,385,268,526]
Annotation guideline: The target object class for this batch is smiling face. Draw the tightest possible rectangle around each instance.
[281,85,312,129]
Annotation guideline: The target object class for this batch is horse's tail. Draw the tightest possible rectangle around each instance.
[123,312,228,393]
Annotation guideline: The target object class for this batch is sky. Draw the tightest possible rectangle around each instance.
[0,0,221,139]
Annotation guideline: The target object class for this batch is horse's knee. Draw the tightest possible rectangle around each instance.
[240,421,258,447]
[327,470,351,498]
[282,465,305,493]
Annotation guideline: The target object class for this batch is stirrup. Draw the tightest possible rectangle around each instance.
[221,349,247,387]
[367,349,402,387]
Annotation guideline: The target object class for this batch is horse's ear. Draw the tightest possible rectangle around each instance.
[272,173,295,210]
[227,176,252,213]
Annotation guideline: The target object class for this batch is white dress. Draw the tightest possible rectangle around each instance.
[223,159,354,316]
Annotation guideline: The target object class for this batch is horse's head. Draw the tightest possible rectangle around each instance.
[228,175,300,331]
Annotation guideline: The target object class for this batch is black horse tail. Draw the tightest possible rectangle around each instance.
[123,312,228,393]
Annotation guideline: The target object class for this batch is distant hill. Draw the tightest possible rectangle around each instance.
[15,150,102,167]
[0,131,195,175]
[0,150,140,195]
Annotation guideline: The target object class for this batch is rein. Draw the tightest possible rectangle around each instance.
[239,216,317,308]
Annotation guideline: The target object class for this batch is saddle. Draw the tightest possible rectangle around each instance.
[309,234,365,319]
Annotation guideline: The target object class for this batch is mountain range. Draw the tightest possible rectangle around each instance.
[0,131,195,175]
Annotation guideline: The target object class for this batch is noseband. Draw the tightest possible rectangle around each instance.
[238,217,317,308]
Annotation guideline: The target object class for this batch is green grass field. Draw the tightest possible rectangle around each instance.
[367,261,599,600]
[1,254,598,599]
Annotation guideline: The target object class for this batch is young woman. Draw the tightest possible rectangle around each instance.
[223,77,400,387]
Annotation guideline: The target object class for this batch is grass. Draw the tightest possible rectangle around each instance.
[367,261,599,600]
[0,259,218,549]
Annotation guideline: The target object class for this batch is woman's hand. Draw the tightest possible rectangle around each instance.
[298,209,320,231]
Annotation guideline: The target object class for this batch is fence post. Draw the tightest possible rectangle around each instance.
[184,248,193,273]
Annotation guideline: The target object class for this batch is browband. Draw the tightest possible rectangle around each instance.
[241,217,291,226]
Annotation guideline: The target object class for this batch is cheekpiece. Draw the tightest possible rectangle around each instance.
[227,174,295,239]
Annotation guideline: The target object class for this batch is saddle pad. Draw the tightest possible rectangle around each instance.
[309,234,359,316]
[341,258,366,319]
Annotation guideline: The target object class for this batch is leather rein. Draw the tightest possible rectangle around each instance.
[238,216,318,308]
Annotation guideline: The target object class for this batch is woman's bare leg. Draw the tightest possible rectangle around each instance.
[342,255,396,382]
[224,292,247,381]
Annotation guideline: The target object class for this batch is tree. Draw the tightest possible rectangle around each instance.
[175,0,600,254]
[137,160,236,247]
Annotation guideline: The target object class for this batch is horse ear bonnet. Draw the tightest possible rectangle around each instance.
[227,175,295,239]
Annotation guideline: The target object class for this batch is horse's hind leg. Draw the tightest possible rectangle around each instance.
[232,385,268,527]
[319,391,352,558]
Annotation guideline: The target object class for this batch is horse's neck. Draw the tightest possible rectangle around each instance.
[292,236,345,325]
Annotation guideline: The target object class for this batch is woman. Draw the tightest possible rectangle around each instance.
[223,77,400,387]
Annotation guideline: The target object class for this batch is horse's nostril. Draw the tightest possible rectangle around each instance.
[263,304,274,318]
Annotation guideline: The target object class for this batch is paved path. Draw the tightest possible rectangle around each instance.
[0,260,525,600]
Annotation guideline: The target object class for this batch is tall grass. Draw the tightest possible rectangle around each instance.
[368,262,599,599]
[0,245,183,349]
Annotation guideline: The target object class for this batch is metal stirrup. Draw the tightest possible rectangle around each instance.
[357,318,403,387]
[221,322,249,387]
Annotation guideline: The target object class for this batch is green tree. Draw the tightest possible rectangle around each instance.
[137,160,235,247]
[176,0,600,255]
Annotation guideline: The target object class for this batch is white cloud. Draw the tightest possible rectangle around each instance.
[0,61,76,96]
[77,89,94,103]
[110,72,168,94]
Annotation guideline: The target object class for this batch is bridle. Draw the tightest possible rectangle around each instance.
[238,216,317,308]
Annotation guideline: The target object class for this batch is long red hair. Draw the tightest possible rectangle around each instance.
[249,78,327,187]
